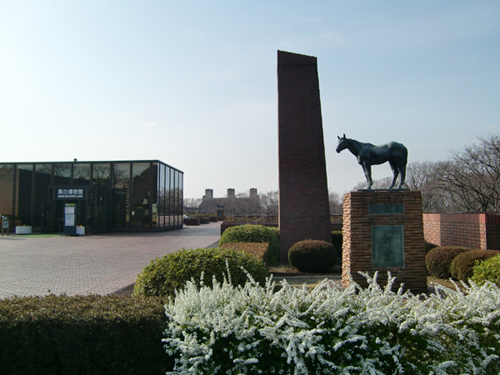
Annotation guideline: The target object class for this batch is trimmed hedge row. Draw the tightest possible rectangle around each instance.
[219,224,280,265]
[425,246,471,279]
[450,249,500,281]
[133,247,269,298]
[288,239,336,272]
[0,294,170,375]
[426,246,500,283]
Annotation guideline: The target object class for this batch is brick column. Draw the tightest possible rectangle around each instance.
[278,50,331,263]
[342,190,427,294]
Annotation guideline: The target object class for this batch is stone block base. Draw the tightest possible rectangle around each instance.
[342,190,427,294]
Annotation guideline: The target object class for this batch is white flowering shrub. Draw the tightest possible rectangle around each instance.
[163,272,500,374]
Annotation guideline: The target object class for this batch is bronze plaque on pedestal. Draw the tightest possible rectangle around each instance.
[371,225,404,268]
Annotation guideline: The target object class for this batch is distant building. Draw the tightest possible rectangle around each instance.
[203,189,213,199]
[250,188,258,199]
[197,188,260,216]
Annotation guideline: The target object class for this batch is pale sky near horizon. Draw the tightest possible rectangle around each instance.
[1,1,499,199]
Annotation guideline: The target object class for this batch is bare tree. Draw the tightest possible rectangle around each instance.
[438,135,500,212]
[260,190,279,216]
[328,189,343,215]
[184,197,202,214]
[405,161,456,212]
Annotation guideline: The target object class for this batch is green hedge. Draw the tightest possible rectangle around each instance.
[219,224,280,265]
[288,239,336,273]
[0,294,170,375]
[450,249,500,281]
[133,247,269,298]
[472,254,500,286]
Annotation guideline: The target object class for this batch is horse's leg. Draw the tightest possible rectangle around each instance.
[397,165,406,189]
[363,164,373,189]
[389,161,399,189]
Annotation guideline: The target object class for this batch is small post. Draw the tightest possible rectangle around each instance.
[1,215,10,236]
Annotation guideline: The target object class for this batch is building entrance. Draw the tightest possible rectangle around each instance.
[42,185,110,234]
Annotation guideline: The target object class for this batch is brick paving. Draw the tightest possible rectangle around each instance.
[0,222,222,299]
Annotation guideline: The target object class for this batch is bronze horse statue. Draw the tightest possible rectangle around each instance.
[336,134,408,189]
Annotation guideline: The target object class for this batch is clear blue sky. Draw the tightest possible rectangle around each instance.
[1,1,499,199]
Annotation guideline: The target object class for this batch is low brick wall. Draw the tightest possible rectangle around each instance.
[342,190,427,294]
[423,213,500,250]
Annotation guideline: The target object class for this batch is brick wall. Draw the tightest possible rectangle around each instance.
[423,213,500,250]
[342,190,427,294]
[277,50,331,263]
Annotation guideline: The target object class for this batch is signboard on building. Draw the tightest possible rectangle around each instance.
[54,187,86,200]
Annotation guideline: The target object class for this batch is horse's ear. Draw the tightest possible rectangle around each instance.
[343,134,346,139]
[337,136,340,140]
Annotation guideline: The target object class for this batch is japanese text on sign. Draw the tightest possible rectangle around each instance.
[56,188,85,199]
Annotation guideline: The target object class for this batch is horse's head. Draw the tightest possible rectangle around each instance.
[336,134,348,153]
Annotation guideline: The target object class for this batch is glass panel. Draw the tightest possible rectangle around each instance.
[131,162,151,228]
[94,186,108,231]
[174,170,179,226]
[92,163,111,187]
[179,172,184,223]
[170,168,176,226]
[0,165,15,225]
[112,163,130,228]
[73,163,91,185]
[16,164,34,227]
[158,164,165,227]
[34,164,53,227]
[53,164,71,186]
[165,166,171,227]
[151,163,158,228]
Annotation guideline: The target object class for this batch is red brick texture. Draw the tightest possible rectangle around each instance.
[423,213,500,250]
[277,51,331,263]
[342,190,427,294]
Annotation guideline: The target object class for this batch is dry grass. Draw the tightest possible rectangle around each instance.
[427,276,468,291]
[219,242,270,264]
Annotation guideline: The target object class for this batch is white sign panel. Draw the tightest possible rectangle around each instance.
[56,188,85,199]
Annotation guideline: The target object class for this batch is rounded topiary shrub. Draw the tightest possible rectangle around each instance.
[425,246,471,279]
[288,240,336,273]
[450,249,500,282]
[219,224,280,265]
[472,254,500,286]
[133,247,269,298]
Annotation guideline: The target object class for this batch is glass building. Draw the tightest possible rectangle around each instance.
[0,160,183,233]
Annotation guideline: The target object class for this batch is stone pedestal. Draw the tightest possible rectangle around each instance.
[342,190,427,294]
[217,209,225,221]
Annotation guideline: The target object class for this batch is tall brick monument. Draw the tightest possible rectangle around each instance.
[277,50,332,263]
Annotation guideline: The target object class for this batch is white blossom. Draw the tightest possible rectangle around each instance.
[163,271,500,374]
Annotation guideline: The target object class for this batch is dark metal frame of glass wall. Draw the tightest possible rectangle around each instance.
[0,160,183,233]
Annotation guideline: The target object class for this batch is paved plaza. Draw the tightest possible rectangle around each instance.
[0,222,222,299]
